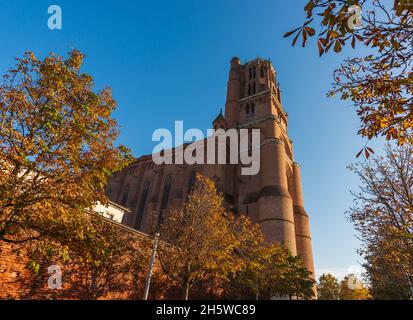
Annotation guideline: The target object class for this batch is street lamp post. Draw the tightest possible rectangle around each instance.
[143,232,160,300]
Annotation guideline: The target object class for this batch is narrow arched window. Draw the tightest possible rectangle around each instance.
[248,83,251,96]
[251,102,255,114]
[252,82,256,94]
[120,184,130,206]
[158,176,172,227]
[188,170,196,195]
[249,67,252,80]
[135,182,149,229]
[261,65,265,77]
[246,103,250,114]
[253,66,256,79]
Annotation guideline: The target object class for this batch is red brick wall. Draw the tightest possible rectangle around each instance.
[0,218,228,300]
[0,222,177,300]
[0,240,138,299]
[0,240,41,299]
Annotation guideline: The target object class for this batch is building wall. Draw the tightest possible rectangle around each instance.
[0,222,178,300]
[93,201,131,224]
[106,57,315,278]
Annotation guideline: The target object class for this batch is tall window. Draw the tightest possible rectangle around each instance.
[247,83,251,96]
[252,66,256,79]
[249,67,252,80]
[251,102,255,114]
[252,82,256,94]
[120,184,130,206]
[135,182,149,229]
[246,103,250,114]
[188,170,196,195]
[158,176,172,227]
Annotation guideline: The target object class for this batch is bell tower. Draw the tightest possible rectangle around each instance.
[223,57,315,277]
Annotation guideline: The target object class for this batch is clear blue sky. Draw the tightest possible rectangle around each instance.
[0,0,384,279]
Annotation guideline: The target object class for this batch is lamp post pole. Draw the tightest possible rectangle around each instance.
[143,232,160,300]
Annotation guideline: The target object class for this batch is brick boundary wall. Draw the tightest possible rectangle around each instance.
[0,220,181,300]
[0,219,224,300]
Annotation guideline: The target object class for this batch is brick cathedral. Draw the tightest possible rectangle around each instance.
[106,57,315,276]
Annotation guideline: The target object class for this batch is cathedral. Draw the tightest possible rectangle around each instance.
[106,57,315,276]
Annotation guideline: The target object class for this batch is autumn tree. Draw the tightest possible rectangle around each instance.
[159,174,315,300]
[158,174,237,300]
[224,215,267,299]
[67,223,152,299]
[348,144,413,299]
[317,273,340,300]
[0,50,131,264]
[339,274,371,300]
[261,245,315,300]
[284,1,413,150]
[226,211,315,300]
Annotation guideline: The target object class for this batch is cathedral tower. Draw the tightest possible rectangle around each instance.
[224,57,314,273]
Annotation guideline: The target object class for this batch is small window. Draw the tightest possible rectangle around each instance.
[252,82,256,94]
[251,103,255,114]
[248,83,251,96]
[249,67,252,80]
[261,65,265,77]
[246,104,250,114]
[253,66,256,79]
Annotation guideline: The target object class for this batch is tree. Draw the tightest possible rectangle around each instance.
[0,50,131,264]
[158,173,315,300]
[317,273,340,300]
[226,215,315,300]
[158,174,237,300]
[348,144,413,299]
[339,274,371,300]
[29,220,152,299]
[224,214,267,299]
[268,249,315,300]
[284,1,413,149]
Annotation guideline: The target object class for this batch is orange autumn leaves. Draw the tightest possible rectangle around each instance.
[284,0,413,154]
[0,50,131,263]
[158,174,314,300]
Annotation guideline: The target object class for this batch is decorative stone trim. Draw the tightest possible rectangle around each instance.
[296,234,312,240]
[258,217,295,225]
